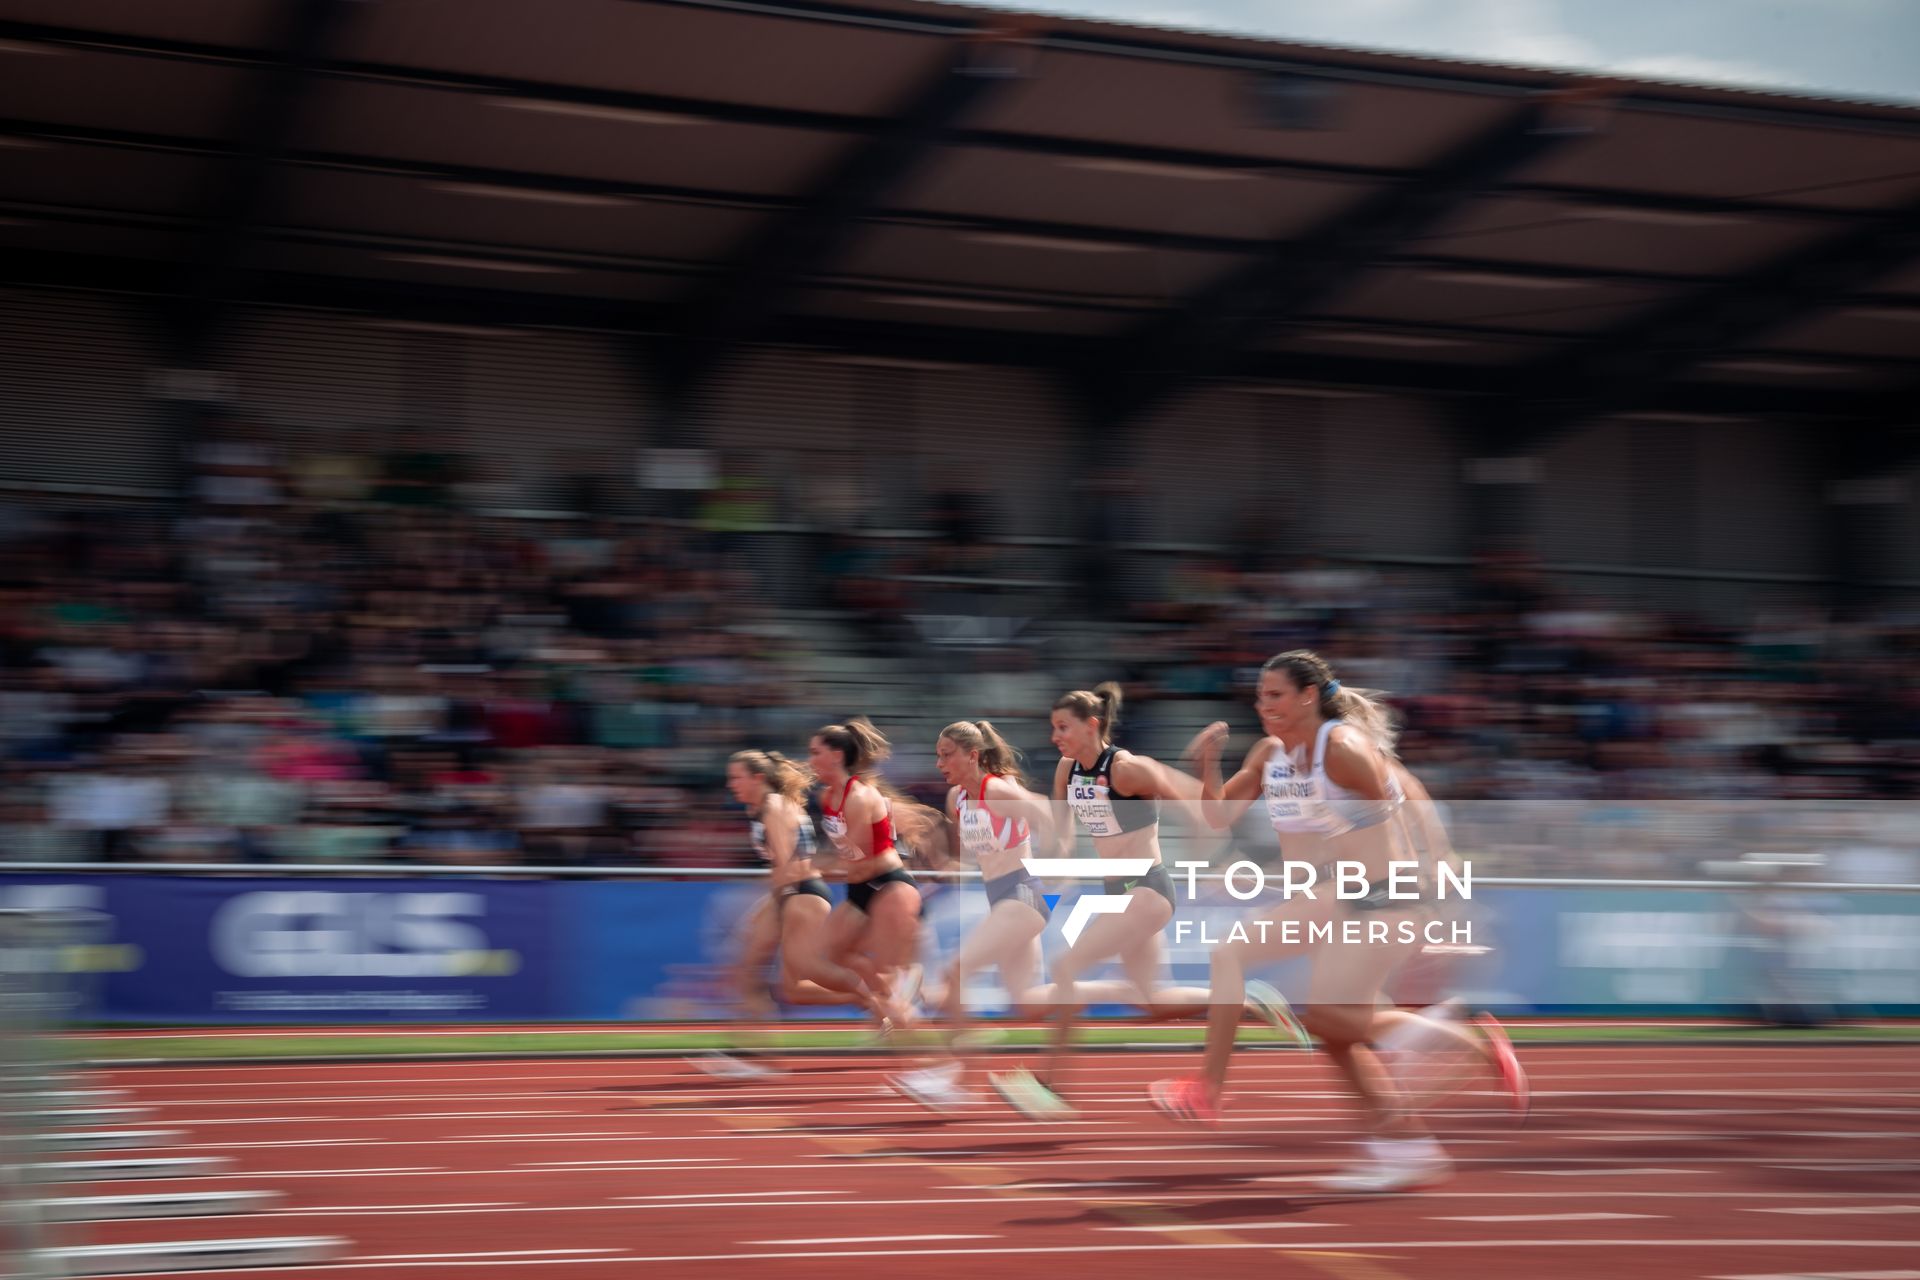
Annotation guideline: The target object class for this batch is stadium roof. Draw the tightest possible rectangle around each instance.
[1,0,1917,453]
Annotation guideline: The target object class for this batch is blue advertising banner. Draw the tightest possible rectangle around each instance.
[4,873,1915,1023]
[559,879,769,1020]
[0,875,561,1022]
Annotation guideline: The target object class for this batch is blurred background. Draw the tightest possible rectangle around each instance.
[6,14,1918,1278]
[0,0,1916,889]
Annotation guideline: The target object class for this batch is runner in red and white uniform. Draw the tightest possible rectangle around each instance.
[890,719,1056,1112]
[807,718,940,1027]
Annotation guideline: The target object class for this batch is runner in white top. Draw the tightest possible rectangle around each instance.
[890,720,1057,1113]
[1149,650,1526,1192]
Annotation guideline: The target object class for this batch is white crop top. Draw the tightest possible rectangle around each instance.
[1262,719,1401,838]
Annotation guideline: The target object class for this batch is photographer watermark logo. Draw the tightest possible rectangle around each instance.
[1021,859,1154,945]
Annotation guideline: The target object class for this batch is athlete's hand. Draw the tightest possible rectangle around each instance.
[1186,721,1230,768]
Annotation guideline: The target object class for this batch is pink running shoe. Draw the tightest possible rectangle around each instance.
[1150,1075,1222,1127]
[1474,1012,1529,1124]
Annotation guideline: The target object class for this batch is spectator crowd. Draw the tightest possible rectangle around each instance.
[2,424,1915,881]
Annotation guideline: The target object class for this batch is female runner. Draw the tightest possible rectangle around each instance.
[989,683,1301,1119]
[1149,651,1526,1191]
[807,718,941,1028]
[889,719,1057,1111]
[697,749,870,1079]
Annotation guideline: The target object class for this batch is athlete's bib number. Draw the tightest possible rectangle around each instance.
[1070,782,1120,838]
[1263,763,1321,829]
[822,814,865,860]
[958,812,997,860]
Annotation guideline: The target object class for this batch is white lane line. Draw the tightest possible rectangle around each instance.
[214,1193,1920,1220]
[203,1166,440,1177]
[1098,1222,1338,1233]
[520,1158,732,1166]
[1432,1212,1665,1223]
[940,1189,1144,1197]
[1748,1206,1920,1216]
[98,1052,1920,1076]
[159,1116,331,1126]
[1568,1133,1919,1143]
[356,1250,626,1261]
[263,1203,859,1218]
[612,1190,849,1201]
[395,1112,578,1119]
[1513,1168,1702,1177]
[1083,1144,1269,1153]
[1715,1272,1920,1279]
[745,1235,996,1246]
[275,1203,516,1213]
[461,1132,641,1140]
[126,1240,1920,1269]
[208,1172,446,1182]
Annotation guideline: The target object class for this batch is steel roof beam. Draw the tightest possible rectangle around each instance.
[1085,94,1602,427]
[0,21,1891,225]
[1500,192,1920,449]
[662,32,1026,391]
[168,0,360,361]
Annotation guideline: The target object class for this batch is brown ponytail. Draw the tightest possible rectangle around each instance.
[814,717,892,776]
[1052,681,1124,747]
[1262,650,1400,756]
[815,717,944,862]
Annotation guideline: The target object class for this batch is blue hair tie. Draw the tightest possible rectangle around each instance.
[1324,680,1341,697]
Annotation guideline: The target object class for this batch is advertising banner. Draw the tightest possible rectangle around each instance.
[0,875,560,1022]
[3,874,1914,1022]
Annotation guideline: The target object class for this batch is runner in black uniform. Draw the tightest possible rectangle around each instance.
[990,683,1301,1119]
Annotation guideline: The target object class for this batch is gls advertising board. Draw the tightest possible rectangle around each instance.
[0,876,560,1021]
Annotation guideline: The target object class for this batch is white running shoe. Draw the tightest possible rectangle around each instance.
[885,963,925,1027]
[1242,979,1311,1048]
[895,963,925,1008]
[988,1068,1077,1121]
[890,1065,979,1114]
[692,1051,776,1081]
[1321,1137,1452,1194]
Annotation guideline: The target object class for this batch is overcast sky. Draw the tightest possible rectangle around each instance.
[993,0,1920,104]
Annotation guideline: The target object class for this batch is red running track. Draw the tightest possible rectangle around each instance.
[50,1042,1920,1279]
